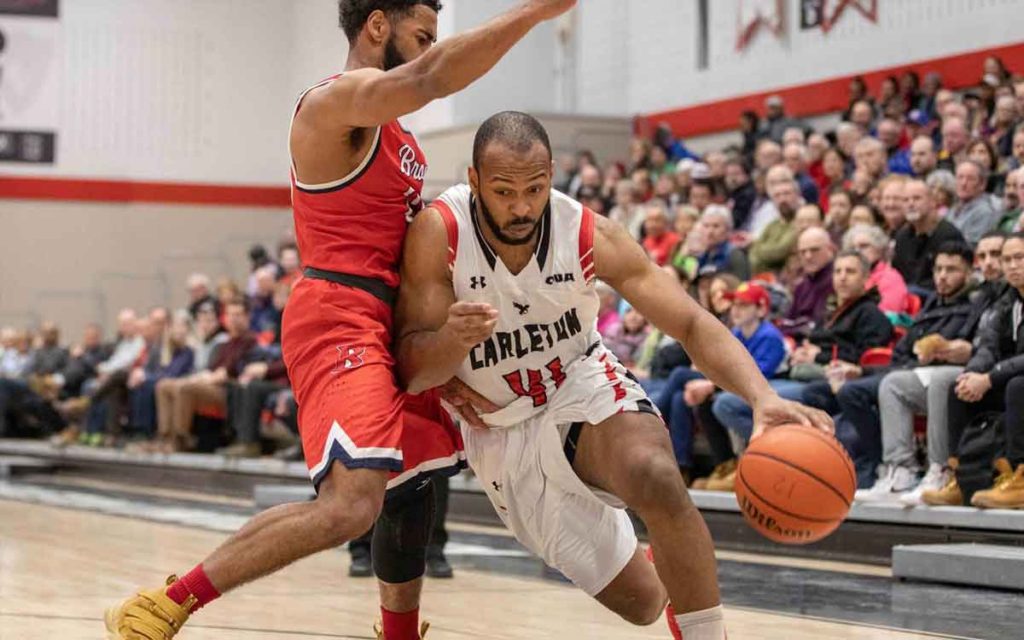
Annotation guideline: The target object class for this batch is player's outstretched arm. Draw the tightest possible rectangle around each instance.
[303,0,577,130]
[593,215,833,436]
[395,209,498,395]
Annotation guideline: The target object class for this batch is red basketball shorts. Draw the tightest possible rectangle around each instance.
[282,278,465,491]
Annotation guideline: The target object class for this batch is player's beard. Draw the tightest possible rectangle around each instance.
[476,194,546,246]
[383,36,406,71]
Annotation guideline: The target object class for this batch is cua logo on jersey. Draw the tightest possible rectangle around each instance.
[545,273,576,285]
[398,144,427,182]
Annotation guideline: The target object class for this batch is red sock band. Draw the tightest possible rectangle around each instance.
[166,565,221,612]
[381,606,420,640]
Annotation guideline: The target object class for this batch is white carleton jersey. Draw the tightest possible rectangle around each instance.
[433,184,601,424]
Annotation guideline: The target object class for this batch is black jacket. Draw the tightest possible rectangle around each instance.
[966,288,1024,385]
[728,181,758,232]
[888,282,983,369]
[809,288,892,365]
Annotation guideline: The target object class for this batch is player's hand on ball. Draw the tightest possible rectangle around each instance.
[440,377,501,429]
[751,394,834,440]
[525,0,577,21]
[443,301,498,349]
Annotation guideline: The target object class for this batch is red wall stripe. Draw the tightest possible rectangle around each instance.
[0,176,291,208]
[637,42,1024,138]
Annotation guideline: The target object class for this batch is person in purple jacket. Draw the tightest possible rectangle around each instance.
[779,227,836,338]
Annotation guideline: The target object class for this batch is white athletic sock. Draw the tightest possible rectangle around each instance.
[674,604,726,640]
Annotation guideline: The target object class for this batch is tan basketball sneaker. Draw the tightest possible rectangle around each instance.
[920,458,963,506]
[971,459,1024,509]
[693,459,737,491]
[104,576,194,639]
[375,621,430,639]
[705,459,738,492]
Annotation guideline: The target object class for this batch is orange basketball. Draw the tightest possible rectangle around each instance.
[735,424,856,545]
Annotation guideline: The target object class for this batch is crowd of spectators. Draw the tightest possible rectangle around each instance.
[0,241,304,461]
[576,58,1024,509]
[3,58,1024,511]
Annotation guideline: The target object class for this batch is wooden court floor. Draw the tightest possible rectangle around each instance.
[0,500,945,640]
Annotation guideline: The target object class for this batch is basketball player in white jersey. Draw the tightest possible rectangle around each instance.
[395,112,833,639]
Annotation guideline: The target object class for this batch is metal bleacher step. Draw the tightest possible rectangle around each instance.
[0,455,56,478]
[892,543,1024,590]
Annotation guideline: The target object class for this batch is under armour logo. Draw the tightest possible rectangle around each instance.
[333,345,366,373]
[492,481,502,492]
[471,276,487,290]
[514,302,530,316]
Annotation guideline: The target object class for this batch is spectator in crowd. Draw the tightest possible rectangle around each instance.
[0,330,31,379]
[128,313,195,443]
[783,142,821,205]
[53,323,111,402]
[154,298,257,453]
[893,179,966,295]
[778,227,835,338]
[738,110,761,162]
[836,122,864,164]
[848,100,876,134]
[216,278,243,321]
[877,175,908,233]
[825,188,854,244]
[715,251,891,448]
[986,95,1019,159]
[908,135,938,179]
[246,245,274,297]
[186,273,219,320]
[648,144,675,179]
[848,203,884,229]
[217,351,291,458]
[966,137,1004,194]
[749,175,801,275]
[609,179,643,239]
[694,205,750,280]
[277,244,301,288]
[603,308,649,369]
[854,137,889,183]
[845,224,910,314]
[937,116,970,172]
[724,158,757,230]
[641,203,680,266]
[25,322,68,378]
[794,203,824,236]
[949,160,1001,245]
[759,95,805,143]
[842,77,872,120]
[999,167,1022,232]
[1011,128,1024,172]
[654,122,698,163]
[249,265,279,334]
[655,283,785,484]
[754,139,783,173]
[819,148,849,209]
[820,242,979,489]
[80,309,166,446]
[688,178,714,215]
[927,169,958,216]
[877,118,909,174]
[941,233,1024,508]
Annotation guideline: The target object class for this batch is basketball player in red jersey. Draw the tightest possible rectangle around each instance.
[105,2,576,639]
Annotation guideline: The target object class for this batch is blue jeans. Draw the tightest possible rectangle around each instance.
[711,379,808,441]
[654,366,706,468]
